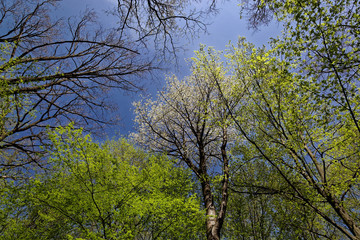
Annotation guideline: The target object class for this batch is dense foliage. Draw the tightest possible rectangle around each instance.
[1,0,359,239]
[1,125,204,239]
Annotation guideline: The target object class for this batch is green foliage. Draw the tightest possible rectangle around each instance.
[186,26,360,237]
[225,1,360,237]
[226,150,342,240]
[224,2,360,236]
[2,1,360,239]
[225,37,360,238]
[1,125,204,239]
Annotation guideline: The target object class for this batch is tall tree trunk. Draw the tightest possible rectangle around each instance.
[202,180,220,240]
[213,130,230,237]
[201,130,229,240]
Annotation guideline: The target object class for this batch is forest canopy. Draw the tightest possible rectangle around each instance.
[1,0,360,239]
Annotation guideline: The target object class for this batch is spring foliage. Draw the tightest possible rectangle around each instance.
[1,125,204,239]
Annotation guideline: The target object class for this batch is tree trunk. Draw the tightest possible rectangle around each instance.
[202,180,221,240]
[201,129,230,240]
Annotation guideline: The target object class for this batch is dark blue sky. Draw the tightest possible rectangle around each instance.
[59,0,281,138]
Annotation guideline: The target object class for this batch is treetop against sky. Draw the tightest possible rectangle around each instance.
[2,1,360,239]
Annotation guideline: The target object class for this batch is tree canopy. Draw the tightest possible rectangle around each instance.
[0,0,213,177]
[1,125,204,239]
[1,0,360,239]
[133,47,237,239]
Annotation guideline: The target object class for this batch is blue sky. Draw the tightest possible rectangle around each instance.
[59,0,281,138]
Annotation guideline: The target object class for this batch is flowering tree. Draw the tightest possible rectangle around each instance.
[133,47,239,240]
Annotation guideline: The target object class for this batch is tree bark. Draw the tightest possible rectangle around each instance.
[202,180,220,240]
[201,129,229,240]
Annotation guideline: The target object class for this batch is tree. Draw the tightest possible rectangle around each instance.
[216,35,360,239]
[1,124,204,239]
[133,47,238,240]
[132,0,360,236]
[226,147,342,240]
[234,1,360,238]
[112,0,212,59]
[0,0,213,176]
